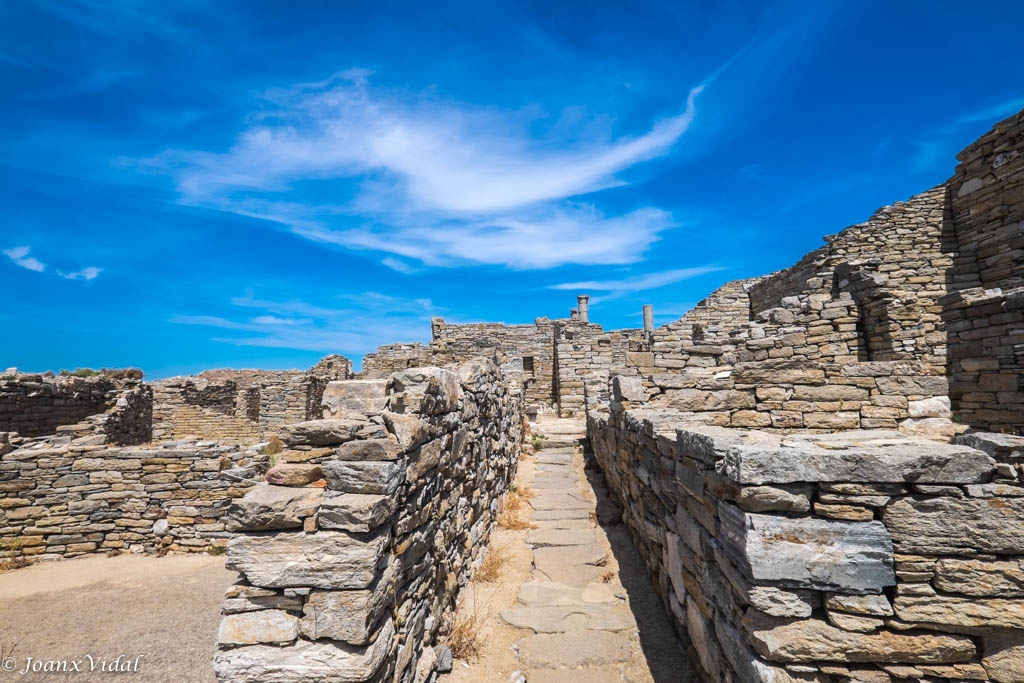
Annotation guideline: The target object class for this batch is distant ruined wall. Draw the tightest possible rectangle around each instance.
[214,362,524,683]
[0,374,119,437]
[151,357,352,442]
[943,109,1024,434]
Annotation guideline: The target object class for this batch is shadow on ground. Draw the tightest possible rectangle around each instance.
[582,457,699,683]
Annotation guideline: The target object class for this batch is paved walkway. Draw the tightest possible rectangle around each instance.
[500,418,695,682]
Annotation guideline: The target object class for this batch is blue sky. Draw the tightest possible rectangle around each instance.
[2,0,1022,378]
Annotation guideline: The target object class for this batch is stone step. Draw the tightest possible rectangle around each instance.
[530,494,592,511]
[527,528,598,547]
[517,581,625,607]
[499,603,633,633]
[517,631,633,668]
[533,545,608,584]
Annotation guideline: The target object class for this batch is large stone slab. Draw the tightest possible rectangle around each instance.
[517,630,633,667]
[530,494,591,511]
[499,603,633,633]
[227,529,389,589]
[218,610,298,646]
[213,617,393,682]
[742,611,976,664]
[527,528,598,547]
[225,485,323,531]
[299,562,394,644]
[281,416,368,447]
[322,459,405,495]
[322,380,388,417]
[982,631,1024,683]
[721,431,995,485]
[894,595,1024,629]
[517,581,623,606]
[933,558,1024,597]
[318,492,396,533]
[719,503,895,593]
[533,545,608,584]
[883,496,1024,555]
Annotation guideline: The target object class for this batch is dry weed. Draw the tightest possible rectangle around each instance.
[601,570,615,583]
[0,556,30,573]
[474,545,509,583]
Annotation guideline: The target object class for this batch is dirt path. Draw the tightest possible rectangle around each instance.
[447,417,695,683]
[0,554,236,682]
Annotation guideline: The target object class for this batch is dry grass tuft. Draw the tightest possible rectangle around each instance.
[474,545,509,583]
[601,570,615,583]
[264,435,284,456]
[517,486,536,499]
[447,609,482,661]
[0,556,31,573]
[497,491,536,530]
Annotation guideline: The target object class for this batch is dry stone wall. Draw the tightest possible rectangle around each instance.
[214,361,524,683]
[0,374,121,437]
[944,109,1024,434]
[589,397,1024,683]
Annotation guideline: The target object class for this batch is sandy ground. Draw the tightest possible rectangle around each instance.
[0,554,236,682]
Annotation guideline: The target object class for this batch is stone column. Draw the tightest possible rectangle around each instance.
[577,295,590,323]
[570,309,579,320]
[643,305,654,333]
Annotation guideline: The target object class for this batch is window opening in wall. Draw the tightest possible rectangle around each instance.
[523,356,535,375]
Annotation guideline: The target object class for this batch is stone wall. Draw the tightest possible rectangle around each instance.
[213,361,524,683]
[0,429,257,559]
[589,398,1024,683]
[0,374,120,437]
[151,357,352,443]
[943,109,1024,434]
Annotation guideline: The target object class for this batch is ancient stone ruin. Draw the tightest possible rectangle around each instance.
[1,109,1023,682]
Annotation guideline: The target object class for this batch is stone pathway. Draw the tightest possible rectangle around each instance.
[498,418,695,682]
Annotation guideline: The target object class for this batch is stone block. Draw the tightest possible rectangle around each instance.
[225,485,323,531]
[322,380,388,418]
[300,562,394,645]
[721,431,995,484]
[318,492,396,533]
[322,460,404,495]
[281,417,368,447]
[884,496,1024,554]
[719,502,895,593]
[217,610,298,646]
[226,528,389,589]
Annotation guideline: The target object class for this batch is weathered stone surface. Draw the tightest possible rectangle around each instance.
[533,545,607,584]
[611,375,645,403]
[742,611,977,664]
[322,380,388,418]
[499,603,633,633]
[222,585,304,614]
[826,610,883,633]
[933,558,1024,597]
[322,460,404,495]
[721,431,995,484]
[213,617,393,682]
[894,594,1024,629]
[266,463,322,487]
[335,438,403,462]
[299,564,394,644]
[527,528,597,547]
[983,631,1024,683]
[719,503,895,593]
[226,529,389,589]
[716,547,819,618]
[884,496,1024,554]
[381,412,427,452]
[825,593,894,617]
[517,582,622,607]
[517,630,633,667]
[318,492,395,533]
[735,485,813,513]
[282,417,367,447]
[225,485,323,531]
[218,610,299,646]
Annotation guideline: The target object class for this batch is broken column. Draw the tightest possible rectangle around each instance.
[577,295,590,323]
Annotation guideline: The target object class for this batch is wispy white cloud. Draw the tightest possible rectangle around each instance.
[550,266,723,293]
[173,290,440,357]
[148,71,703,269]
[381,257,417,275]
[913,96,1024,174]
[3,246,46,272]
[59,266,102,281]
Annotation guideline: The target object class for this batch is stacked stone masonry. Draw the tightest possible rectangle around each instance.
[214,361,524,683]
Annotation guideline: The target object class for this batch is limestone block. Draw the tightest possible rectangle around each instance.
[322,460,404,495]
[300,563,394,644]
[266,464,322,487]
[932,558,1024,597]
[217,610,298,646]
[318,492,396,533]
[884,496,1024,554]
[894,594,1024,629]
[224,485,323,531]
[226,529,389,589]
[735,485,813,513]
[719,503,895,593]
[322,380,388,418]
[281,417,368,447]
[721,431,994,484]
[824,593,894,617]
[335,438,403,461]
[983,631,1024,683]
[907,396,951,418]
[611,376,645,403]
[382,412,428,452]
[222,585,304,614]
[742,611,976,664]
[213,617,393,683]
